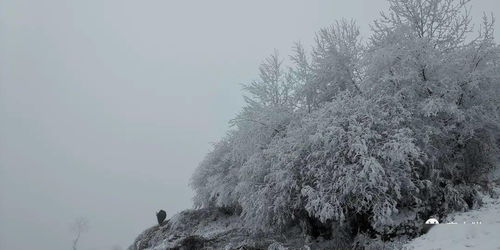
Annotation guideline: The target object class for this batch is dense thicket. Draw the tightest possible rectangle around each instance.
[191,0,500,242]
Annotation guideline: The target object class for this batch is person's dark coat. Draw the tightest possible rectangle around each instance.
[156,210,167,225]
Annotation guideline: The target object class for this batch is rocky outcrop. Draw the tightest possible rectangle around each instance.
[128,207,350,250]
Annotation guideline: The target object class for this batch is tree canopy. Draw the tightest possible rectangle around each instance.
[191,0,499,242]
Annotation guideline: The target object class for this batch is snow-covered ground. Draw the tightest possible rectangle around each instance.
[405,189,500,250]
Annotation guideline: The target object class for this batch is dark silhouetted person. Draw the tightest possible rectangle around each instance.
[156,210,167,225]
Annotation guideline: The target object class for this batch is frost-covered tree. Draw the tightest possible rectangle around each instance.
[235,93,425,235]
[366,0,499,217]
[288,42,314,112]
[70,217,89,250]
[310,19,364,103]
[192,51,298,210]
[372,0,473,49]
[191,0,499,244]
[232,51,297,158]
[191,137,241,209]
[243,50,296,108]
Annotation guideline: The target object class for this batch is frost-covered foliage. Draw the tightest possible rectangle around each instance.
[191,0,499,244]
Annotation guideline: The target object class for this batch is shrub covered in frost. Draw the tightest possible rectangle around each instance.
[191,0,500,244]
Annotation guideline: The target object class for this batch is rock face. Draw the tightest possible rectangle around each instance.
[128,207,350,250]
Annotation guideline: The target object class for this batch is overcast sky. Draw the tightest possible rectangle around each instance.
[1,1,499,250]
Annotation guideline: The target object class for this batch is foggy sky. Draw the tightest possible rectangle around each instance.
[1,1,499,249]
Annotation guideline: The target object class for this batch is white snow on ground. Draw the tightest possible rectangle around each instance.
[405,189,500,250]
